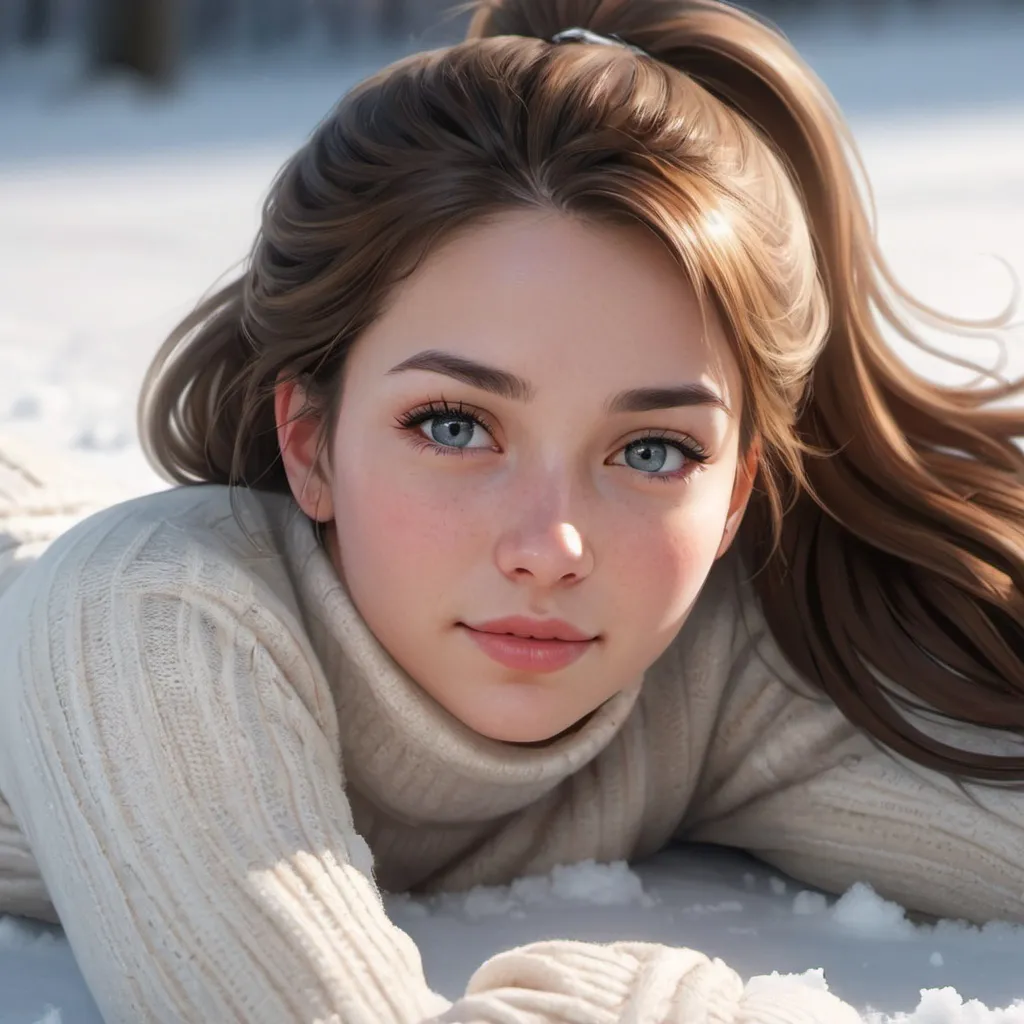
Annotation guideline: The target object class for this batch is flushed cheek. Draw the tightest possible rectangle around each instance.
[610,515,720,627]
[334,469,487,579]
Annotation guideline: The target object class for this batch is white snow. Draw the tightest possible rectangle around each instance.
[2,6,1024,1022]
[866,989,1024,1024]
[385,852,1024,1022]
[0,918,60,954]
[449,859,658,920]
[830,884,920,942]
[794,890,831,916]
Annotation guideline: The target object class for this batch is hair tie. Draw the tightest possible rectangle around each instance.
[550,27,647,57]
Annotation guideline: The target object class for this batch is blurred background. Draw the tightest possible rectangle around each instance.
[1,1,1023,83]
[0,0,1022,495]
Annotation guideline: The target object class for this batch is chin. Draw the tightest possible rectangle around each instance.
[461,709,596,748]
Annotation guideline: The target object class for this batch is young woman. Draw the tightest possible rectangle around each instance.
[2,1,1023,1021]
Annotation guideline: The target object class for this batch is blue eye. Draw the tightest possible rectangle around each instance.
[424,413,490,449]
[396,401,496,453]
[611,435,709,481]
[622,440,683,473]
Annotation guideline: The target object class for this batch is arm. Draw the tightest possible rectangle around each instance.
[681,582,1024,926]
[0,518,861,1023]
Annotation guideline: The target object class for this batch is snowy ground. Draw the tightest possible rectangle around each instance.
[2,8,1024,1023]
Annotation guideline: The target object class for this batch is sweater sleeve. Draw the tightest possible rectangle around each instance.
[681,577,1024,927]
[0,514,861,1024]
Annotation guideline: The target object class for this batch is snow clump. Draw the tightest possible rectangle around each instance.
[831,882,918,941]
[863,987,1024,1022]
[454,859,657,920]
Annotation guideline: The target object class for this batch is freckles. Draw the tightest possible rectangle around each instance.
[357,470,487,553]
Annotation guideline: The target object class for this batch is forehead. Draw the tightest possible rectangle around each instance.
[348,208,742,406]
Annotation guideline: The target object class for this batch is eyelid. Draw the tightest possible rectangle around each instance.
[397,397,497,428]
[619,426,701,443]
[615,428,710,458]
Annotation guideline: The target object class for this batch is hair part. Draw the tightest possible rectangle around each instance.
[139,0,1024,782]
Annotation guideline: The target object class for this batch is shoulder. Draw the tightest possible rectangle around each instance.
[1,484,340,743]
[5,484,309,628]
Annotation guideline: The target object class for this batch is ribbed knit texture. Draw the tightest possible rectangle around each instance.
[2,438,1023,1023]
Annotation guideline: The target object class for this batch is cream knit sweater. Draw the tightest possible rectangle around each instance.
[1,441,1023,1024]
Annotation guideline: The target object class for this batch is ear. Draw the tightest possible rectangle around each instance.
[274,374,335,523]
[715,436,761,560]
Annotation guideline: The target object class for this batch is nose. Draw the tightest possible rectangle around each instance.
[494,519,595,587]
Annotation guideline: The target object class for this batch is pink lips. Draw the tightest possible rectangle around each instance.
[460,616,598,673]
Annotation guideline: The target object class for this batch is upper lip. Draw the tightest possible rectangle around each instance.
[462,616,597,642]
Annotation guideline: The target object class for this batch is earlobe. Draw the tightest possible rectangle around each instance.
[274,375,335,523]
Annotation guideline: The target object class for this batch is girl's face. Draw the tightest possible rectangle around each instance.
[278,209,757,744]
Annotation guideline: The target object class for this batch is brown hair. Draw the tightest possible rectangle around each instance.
[138,0,1024,781]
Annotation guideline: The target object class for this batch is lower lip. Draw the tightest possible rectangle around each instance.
[460,626,596,673]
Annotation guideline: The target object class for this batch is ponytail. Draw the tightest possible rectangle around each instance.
[471,0,1024,781]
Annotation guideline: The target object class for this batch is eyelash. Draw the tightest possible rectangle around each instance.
[393,399,710,482]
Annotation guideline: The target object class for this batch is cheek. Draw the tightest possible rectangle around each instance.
[330,453,487,584]
[609,482,733,625]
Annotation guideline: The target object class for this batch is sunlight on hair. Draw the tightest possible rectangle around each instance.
[703,209,732,240]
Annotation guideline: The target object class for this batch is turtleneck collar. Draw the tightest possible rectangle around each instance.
[277,500,639,826]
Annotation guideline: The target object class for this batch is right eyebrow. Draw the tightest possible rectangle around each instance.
[386,350,534,402]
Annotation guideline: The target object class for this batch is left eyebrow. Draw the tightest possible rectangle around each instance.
[386,349,732,416]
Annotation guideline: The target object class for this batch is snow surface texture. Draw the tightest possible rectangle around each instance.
[1,7,1024,1022]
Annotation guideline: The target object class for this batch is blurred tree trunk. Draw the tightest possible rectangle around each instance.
[21,0,53,45]
[315,0,358,46]
[92,0,183,86]
[248,0,305,48]
[190,0,236,52]
[378,0,408,40]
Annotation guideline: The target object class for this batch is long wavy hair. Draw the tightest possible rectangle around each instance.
[138,0,1024,781]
